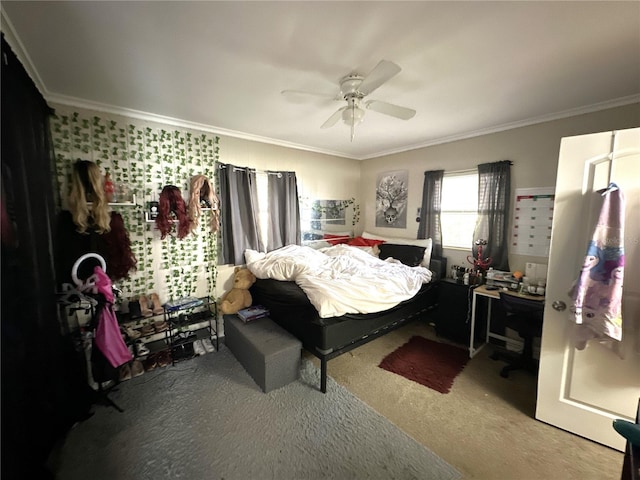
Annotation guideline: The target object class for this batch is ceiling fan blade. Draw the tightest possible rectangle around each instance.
[365,100,416,120]
[321,107,347,129]
[357,60,401,96]
[281,89,341,102]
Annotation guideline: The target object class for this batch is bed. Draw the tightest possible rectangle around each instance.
[245,240,442,392]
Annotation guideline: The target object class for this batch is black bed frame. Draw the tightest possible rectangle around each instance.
[312,301,438,393]
[250,278,440,393]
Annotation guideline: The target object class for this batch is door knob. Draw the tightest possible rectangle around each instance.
[552,300,567,311]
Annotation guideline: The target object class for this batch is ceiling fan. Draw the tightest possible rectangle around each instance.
[282,60,416,142]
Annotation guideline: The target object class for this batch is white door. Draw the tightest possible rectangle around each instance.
[536,127,640,451]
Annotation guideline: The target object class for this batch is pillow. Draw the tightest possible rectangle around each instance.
[351,245,377,256]
[378,244,426,267]
[323,233,350,245]
[347,236,386,247]
[361,231,433,268]
[244,249,265,265]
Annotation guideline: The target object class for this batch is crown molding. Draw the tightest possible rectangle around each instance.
[51,92,638,162]
[363,94,640,160]
[1,9,49,97]
[47,93,355,160]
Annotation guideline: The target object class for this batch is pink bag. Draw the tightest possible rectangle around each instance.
[92,266,132,368]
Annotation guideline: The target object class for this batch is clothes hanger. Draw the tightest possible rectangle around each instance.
[600,182,619,196]
[56,282,98,308]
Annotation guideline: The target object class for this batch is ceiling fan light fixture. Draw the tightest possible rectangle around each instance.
[342,104,365,126]
[286,60,414,141]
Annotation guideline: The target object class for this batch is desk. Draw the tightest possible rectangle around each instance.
[469,285,545,358]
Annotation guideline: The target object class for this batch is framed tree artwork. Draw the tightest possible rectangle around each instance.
[375,170,408,228]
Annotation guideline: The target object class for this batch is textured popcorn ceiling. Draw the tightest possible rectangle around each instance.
[2,1,639,159]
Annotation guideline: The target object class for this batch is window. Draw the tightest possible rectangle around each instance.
[441,172,478,249]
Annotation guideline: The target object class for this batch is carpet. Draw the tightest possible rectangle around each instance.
[378,336,469,394]
[51,345,460,480]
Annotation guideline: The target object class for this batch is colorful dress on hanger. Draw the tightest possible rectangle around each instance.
[570,184,625,349]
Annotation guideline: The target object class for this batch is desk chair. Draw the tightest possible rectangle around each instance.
[491,292,544,378]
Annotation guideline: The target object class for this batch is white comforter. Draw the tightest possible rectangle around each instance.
[245,244,432,318]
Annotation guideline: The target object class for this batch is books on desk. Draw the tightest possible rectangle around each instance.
[237,305,269,323]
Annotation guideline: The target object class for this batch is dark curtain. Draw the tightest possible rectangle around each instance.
[218,163,263,265]
[417,170,444,258]
[472,160,512,271]
[267,170,301,251]
[1,35,92,479]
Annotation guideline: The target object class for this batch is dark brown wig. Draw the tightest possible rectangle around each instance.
[102,212,137,281]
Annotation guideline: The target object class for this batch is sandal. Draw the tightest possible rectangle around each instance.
[130,360,145,378]
[143,354,157,372]
[119,363,132,382]
[156,350,172,367]
[150,292,164,315]
[123,325,141,339]
[137,324,154,336]
[154,320,168,333]
[139,295,153,317]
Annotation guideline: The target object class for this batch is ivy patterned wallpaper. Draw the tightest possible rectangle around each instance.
[50,107,220,306]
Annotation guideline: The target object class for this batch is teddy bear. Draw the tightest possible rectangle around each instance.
[219,266,257,315]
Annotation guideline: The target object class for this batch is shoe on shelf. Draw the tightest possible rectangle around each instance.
[154,320,168,333]
[123,325,141,339]
[128,297,142,318]
[172,330,196,346]
[130,360,145,378]
[202,338,215,353]
[137,324,154,336]
[135,340,150,357]
[139,295,153,317]
[119,363,132,382]
[156,350,172,367]
[193,339,206,356]
[143,354,157,372]
[150,292,164,315]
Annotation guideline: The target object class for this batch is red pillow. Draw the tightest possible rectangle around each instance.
[347,236,385,247]
[323,233,350,245]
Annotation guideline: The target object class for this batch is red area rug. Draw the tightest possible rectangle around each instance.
[378,336,469,394]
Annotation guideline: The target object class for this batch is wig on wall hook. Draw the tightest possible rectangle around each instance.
[156,185,190,239]
[187,175,220,234]
[68,159,111,234]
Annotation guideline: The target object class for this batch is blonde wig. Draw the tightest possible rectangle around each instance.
[187,175,220,234]
[68,160,111,234]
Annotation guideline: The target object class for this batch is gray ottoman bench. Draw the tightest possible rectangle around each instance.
[224,314,302,393]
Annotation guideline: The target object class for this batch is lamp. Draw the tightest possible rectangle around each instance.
[342,97,364,142]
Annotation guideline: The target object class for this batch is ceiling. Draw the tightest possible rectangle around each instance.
[2,1,639,160]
